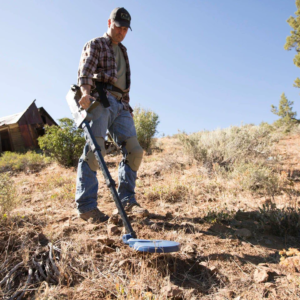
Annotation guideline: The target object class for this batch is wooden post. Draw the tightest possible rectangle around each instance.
[7,127,14,151]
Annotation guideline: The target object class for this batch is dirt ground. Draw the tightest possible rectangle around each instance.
[1,135,300,299]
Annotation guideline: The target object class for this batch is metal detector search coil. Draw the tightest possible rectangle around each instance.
[127,239,181,253]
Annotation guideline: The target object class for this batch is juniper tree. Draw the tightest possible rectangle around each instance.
[285,0,300,89]
[271,93,297,125]
[38,118,85,167]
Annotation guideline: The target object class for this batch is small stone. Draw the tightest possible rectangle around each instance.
[161,285,183,298]
[94,235,115,246]
[183,244,197,254]
[235,228,252,239]
[195,232,204,239]
[101,245,115,253]
[107,224,120,236]
[253,269,269,283]
[199,262,209,267]
[131,207,149,218]
[280,256,300,273]
[112,208,119,215]
[108,214,119,225]
[209,266,218,274]
[209,224,229,234]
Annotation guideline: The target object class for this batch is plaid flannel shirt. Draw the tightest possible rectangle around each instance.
[78,33,131,109]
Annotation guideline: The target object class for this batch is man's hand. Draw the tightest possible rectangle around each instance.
[79,84,96,110]
[79,94,96,110]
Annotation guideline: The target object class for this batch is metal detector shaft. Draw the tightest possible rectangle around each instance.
[82,120,136,238]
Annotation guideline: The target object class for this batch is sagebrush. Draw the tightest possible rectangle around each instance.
[178,124,287,194]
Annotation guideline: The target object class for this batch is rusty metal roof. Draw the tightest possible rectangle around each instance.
[0,111,24,127]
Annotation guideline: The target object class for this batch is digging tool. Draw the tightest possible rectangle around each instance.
[66,84,180,253]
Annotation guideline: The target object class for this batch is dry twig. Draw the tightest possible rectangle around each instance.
[0,261,24,287]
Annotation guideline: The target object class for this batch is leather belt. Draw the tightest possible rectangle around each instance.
[105,84,125,95]
[94,81,126,107]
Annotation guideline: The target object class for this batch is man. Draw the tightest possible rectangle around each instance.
[75,7,144,223]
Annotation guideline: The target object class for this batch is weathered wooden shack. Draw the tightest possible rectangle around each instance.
[0,100,57,153]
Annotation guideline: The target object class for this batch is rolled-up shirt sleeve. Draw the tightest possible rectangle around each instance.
[77,40,99,87]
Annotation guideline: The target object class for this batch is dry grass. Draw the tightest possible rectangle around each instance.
[0,173,19,217]
[0,151,51,173]
[1,133,300,299]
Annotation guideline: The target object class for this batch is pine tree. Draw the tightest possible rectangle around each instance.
[284,0,300,88]
[271,93,297,125]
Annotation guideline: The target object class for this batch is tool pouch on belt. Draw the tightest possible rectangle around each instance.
[95,81,110,108]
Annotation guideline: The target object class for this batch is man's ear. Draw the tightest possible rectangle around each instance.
[108,19,111,28]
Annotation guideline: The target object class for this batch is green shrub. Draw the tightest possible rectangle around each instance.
[133,106,159,152]
[0,173,18,217]
[258,203,300,237]
[38,118,85,167]
[0,151,51,173]
[204,208,235,224]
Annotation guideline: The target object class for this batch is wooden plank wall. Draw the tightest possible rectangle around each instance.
[19,125,33,148]
[9,125,25,151]
[18,102,43,126]
[29,124,39,147]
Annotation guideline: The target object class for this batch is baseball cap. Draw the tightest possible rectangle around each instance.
[110,7,132,31]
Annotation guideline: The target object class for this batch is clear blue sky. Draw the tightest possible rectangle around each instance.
[0,0,299,136]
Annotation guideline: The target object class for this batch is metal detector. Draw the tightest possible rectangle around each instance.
[66,85,180,253]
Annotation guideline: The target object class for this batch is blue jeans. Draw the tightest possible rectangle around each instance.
[75,94,138,214]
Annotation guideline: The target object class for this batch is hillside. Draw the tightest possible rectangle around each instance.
[1,133,300,299]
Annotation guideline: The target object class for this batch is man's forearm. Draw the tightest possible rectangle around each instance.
[79,84,96,109]
[80,84,92,96]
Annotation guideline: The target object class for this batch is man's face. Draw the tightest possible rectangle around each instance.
[108,19,128,44]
